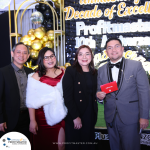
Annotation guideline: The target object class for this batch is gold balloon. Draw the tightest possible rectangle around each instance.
[29,49,39,60]
[34,28,45,39]
[28,40,32,46]
[28,46,32,51]
[30,34,35,41]
[47,30,54,41]
[20,35,30,44]
[39,27,46,33]
[31,40,42,50]
[57,0,60,4]
[52,0,57,2]
[24,35,31,42]
[40,39,44,45]
[54,2,60,8]
[43,41,53,48]
[64,63,71,68]
[20,37,25,43]
[42,35,48,42]
[28,29,35,36]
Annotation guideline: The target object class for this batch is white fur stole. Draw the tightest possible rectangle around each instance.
[26,73,68,126]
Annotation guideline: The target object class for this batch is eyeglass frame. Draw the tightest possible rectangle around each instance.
[43,54,56,61]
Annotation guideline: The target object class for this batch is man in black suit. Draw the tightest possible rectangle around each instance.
[0,42,33,138]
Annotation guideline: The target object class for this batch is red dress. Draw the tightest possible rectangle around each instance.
[30,70,65,150]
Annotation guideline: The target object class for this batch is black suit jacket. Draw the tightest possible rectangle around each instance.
[62,66,98,126]
[0,64,33,130]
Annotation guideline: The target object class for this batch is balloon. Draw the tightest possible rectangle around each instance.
[64,63,71,68]
[43,41,53,48]
[29,49,39,60]
[39,26,46,33]
[55,8,60,18]
[40,4,46,12]
[30,34,35,41]
[35,4,40,11]
[34,28,45,39]
[46,20,53,30]
[42,20,47,27]
[28,40,32,46]
[52,0,57,2]
[57,0,61,4]
[46,1,53,9]
[30,11,44,25]
[31,40,42,50]
[27,29,35,36]
[42,35,48,42]
[40,39,44,45]
[47,30,54,41]
[20,35,30,45]
[44,9,52,19]
[54,2,60,8]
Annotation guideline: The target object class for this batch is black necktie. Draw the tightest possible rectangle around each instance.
[109,62,121,69]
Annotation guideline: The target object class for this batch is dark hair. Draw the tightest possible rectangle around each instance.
[105,37,122,49]
[12,42,29,53]
[73,45,96,74]
[37,47,59,77]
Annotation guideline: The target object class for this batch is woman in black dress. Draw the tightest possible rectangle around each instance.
[63,45,98,150]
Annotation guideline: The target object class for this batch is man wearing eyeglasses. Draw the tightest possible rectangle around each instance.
[0,42,33,139]
[97,37,150,150]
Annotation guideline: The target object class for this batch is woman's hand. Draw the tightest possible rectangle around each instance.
[29,120,38,135]
[73,117,82,129]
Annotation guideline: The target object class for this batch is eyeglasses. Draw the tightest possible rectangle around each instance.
[106,44,121,51]
[44,54,55,61]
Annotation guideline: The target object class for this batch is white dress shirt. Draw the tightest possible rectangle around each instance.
[110,58,122,82]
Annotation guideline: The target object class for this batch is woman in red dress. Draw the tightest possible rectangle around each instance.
[26,47,66,150]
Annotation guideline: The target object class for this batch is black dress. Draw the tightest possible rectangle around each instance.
[65,72,96,150]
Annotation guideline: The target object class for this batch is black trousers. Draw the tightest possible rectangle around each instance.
[0,110,30,139]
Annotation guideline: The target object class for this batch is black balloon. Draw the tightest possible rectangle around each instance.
[46,20,53,30]
[42,20,47,26]
[40,4,46,12]
[44,9,52,20]
[35,4,40,11]
[55,8,60,18]
[46,1,53,9]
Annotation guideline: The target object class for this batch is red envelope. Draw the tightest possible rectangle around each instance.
[100,81,118,94]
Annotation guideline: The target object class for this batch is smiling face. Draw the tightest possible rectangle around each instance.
[77,47,92,68]
[106,40,124,63]
[11,44,30,68]
[43,50,56,69]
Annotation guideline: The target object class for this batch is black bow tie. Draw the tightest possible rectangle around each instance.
[109,62,121,69]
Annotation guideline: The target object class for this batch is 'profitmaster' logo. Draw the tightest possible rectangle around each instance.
[0,132,31,150]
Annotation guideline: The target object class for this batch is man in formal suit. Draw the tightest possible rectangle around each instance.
[97,37,150,150]
[0,42,33,138]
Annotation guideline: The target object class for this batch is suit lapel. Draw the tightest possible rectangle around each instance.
[8,65,20,95]
[115,58,126,96]
[106,58,126,96]
[107,62,113,83]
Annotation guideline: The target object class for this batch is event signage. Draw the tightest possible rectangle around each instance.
[64,0,150,49]
[64,0,150,74]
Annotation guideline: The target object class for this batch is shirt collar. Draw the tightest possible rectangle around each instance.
[11,62,25,73]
